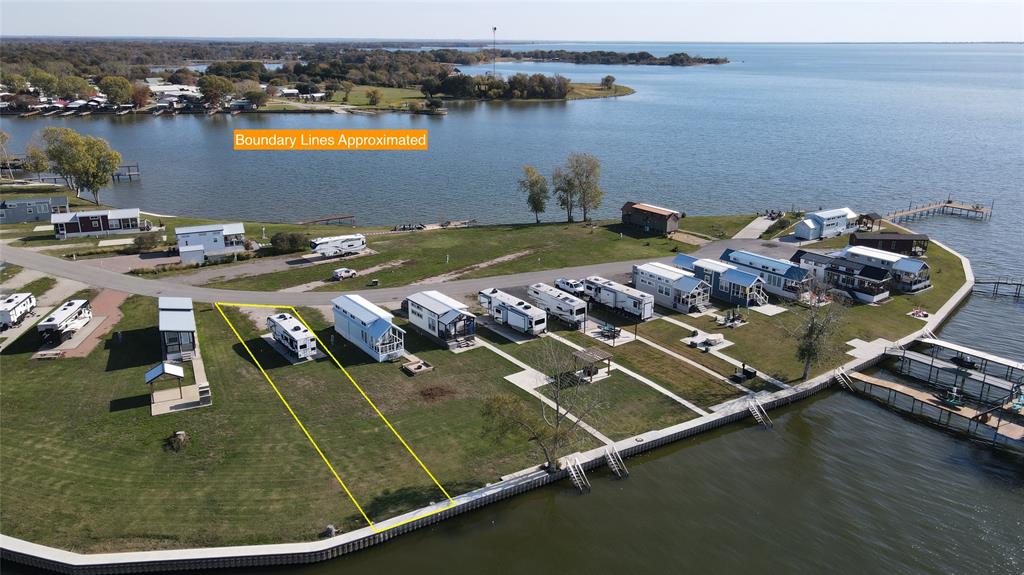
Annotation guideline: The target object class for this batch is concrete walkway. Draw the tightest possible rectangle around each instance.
[476,338,614,445]
[731,216,775,239]
[546,332,709,416]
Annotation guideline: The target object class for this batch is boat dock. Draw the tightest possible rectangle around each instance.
[297,213,355,225]
[885,199,992,223]
[845,371,1024,448]
[973,277,1023,298]
[111,163,141,182]
[884,337,1023,404]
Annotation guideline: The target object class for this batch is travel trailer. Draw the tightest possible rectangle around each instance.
[582,276,655,321]
[0,293,37,330]
[266,312,318,360]
[310,234,367,257]
[478,288,547,335]
[527,283,587,328]
[37,299,92,343]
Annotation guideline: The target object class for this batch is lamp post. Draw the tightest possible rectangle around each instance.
[492,26,498,77]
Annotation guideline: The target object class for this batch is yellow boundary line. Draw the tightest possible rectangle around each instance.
[215,302,456,534]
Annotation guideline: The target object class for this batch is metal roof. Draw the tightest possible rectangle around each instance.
[175,222,245,236]
[722,268,763,287]
[0,196,68,207]
[918,338,1024,371]
[722,248,810,281]
[811,207,858,219]
[893,258,928,274]
[145,362,185,384]
[852,232,929,242]
[51,208,140,224]
[159,306,196,333]
[671,253,699,271]
[792,250,833,265]
[333,294,394,324]
[158,297,193,311]
[635,261,689,281]
[406,290,468,316]
[841,245,903,264]
[623,202,680,218]
[674,275,707,293]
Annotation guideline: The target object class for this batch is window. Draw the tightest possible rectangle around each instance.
[26,207,33,214]
[108,219,121,230]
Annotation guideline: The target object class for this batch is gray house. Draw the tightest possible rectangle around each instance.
[0,196,70,224]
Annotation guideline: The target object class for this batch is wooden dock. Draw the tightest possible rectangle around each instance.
[111,164,141,182]
[885,199,992,223]
[974,277,1023,298]
[847,371,1024,445]
[297,213,355,225]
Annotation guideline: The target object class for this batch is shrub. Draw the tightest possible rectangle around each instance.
[133,232,162,251]
[270,232,308,254]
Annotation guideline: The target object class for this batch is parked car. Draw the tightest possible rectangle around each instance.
[332,268,357,280]
[554,278,585,296]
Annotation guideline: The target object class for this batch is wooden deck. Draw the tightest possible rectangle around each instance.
[848,371,1024,442]
[885,200,992,223]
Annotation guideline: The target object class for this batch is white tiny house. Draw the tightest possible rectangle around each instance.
[0,293,36,330]
[266,312,318,360]
[478,289,547,335]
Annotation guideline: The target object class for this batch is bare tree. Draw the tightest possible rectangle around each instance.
[483,338,605,471]
[785,280,847,380]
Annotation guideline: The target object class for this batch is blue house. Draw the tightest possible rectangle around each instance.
[672,254,768,307]
[331,295,405,362]
[720,249,812,300]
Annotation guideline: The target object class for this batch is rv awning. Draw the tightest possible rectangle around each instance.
[145,362,185,384]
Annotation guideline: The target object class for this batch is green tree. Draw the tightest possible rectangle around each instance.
[197,75,234,107]
[518,166,549,223]
[565,152,604,222]
[55,76,93,99]
[270,232,309,254]
[339,81,354,102]
[22,144,50,180]
[552,167,575,223]
[2,73,28,93]
[366,88,384,106]
[244,90,268,108]
[40,127,122,205]
[600,75,616,90]
[28,69,58,95]
[98,76,133,105]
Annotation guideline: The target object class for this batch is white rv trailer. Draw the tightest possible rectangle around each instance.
[478,288,547,335]
[309,234,367,257]
[0,293,37,330]
[527,283,587,328]
[583,276,655,321]
[266,312,318,359]
[37,299,92,342]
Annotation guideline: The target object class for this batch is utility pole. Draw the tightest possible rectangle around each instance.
[492,26,498,77]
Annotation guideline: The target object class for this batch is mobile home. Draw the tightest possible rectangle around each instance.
[478,289,547,335]
[0,293,37,330]
[0,196,69,224]
[51,208,146,239]
[719,249,812,300]
[404,290,476,346]
[582,276,655,320]
[37,299,92,343]
[794,207,859,241]
[267,312,318,360]
[309,234,367,257]
[671,254,768,307]
[158,297,197,361]
[527,283,587,328]
[332,294,405,362]
[175,223,247,264]
[631,262,711,312]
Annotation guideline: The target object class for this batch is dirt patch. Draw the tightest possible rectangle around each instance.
[418,385,455,402]
[413,250,534,285]
[63,289,128,358]
[280,259,409,293]
[670,232,711,246]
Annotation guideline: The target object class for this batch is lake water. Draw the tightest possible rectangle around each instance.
[2,43,1023,574]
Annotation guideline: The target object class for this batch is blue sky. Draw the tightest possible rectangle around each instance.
[2,1,1021,42]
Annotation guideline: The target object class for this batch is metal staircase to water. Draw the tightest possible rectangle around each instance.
[566,457,591,493]
[604,448,629,478]
[835,368,855,391]
[748,398,773,429]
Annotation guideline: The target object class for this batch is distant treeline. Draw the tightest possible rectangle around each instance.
[497,49,729,66]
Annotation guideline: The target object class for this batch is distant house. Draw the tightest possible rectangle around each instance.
[175,223,246,264]
[837,245,931,293]
[794,208,859,241]
[849,231,929,256]
[300,92,327,102]
[0,196,69,224]
[621,202,682,235]
[279,88,300,98]
[632,262,711,312]
[158,297,197,361]
[404,290,476,348]
[331,295,405,362]
[790,250,891,303]
[51,208,147,239]
[719,248,812,300]
[672,254,767,307]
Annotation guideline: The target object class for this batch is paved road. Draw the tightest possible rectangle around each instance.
[2,243,675,306]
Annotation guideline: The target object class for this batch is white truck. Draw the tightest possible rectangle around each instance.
[583,276,654,321]
[0,293,37,330]
[37,299,92,343]
[309,234,367,258]
[266,312,318,360]
[527,283,587,329]
[478,288,547,335]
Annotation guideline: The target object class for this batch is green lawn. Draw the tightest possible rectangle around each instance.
[538,370,693,440]
[0,296,560,552]
[566,83,636,100]
[13,276,57,297]
[207,220,700,291]
[636,319,738,378]
[678,214,757,239]
[0,263,24,284]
